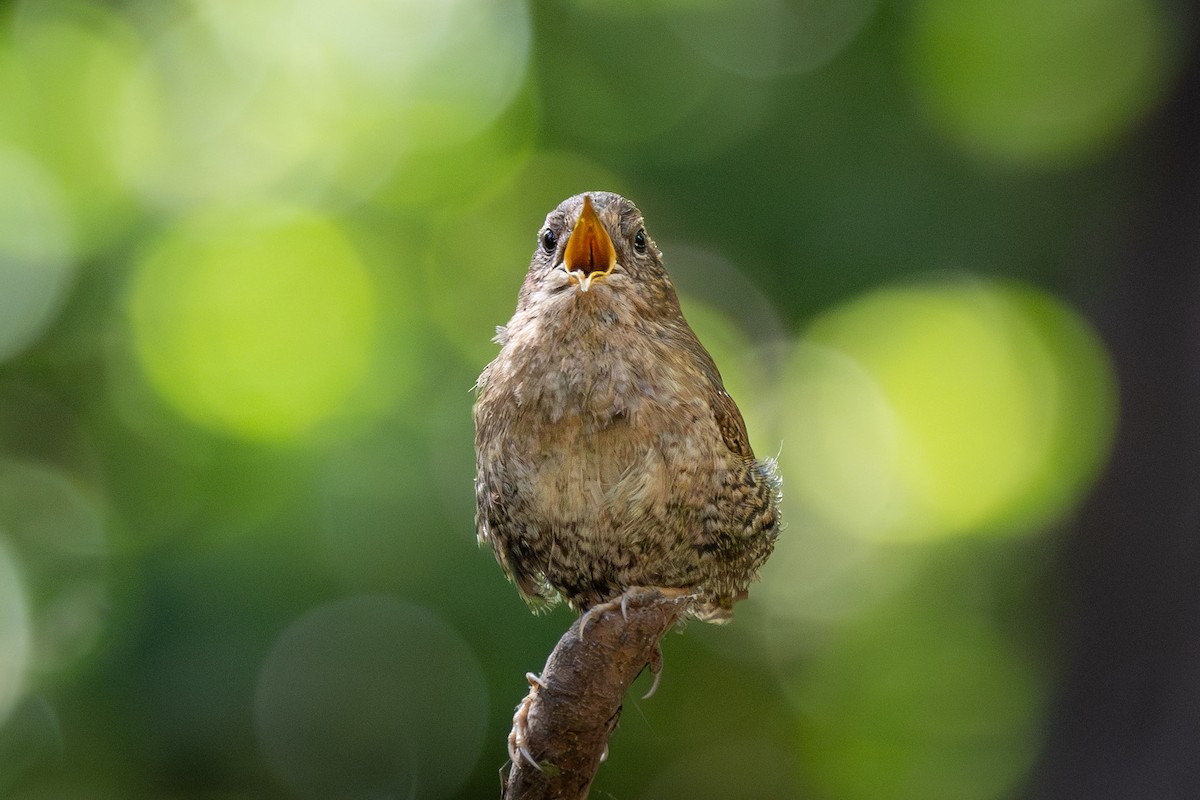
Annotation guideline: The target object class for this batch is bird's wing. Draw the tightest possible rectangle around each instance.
[669,322,756,462]
[709,386,755,462]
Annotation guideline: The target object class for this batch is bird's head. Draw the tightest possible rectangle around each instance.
[519,192,672,310]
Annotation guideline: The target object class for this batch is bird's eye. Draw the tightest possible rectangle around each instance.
[540,229,558,254]
[633,229,647,253]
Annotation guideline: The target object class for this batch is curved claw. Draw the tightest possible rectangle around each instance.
[641,641,665,700]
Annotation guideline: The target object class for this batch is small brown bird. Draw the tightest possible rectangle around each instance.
[474,192,780,623]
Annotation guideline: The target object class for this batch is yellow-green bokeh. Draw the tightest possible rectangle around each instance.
[0,0,143,253]
[0,536,32,727]
[1003,287,1118,526]
[782,279,1116,541]
[907,0,1176,166]
[0,146,75,362]
[779,344,903,539]
[116,0,531,206]
[128,206,377,442]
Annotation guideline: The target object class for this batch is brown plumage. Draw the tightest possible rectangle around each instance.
[473,192,780,622]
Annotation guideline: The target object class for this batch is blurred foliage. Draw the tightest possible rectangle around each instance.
[0,0,1182,797]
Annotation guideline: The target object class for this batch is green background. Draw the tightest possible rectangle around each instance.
[0,0,1192,797]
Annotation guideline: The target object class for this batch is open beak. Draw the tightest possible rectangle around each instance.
[562,195,616,292]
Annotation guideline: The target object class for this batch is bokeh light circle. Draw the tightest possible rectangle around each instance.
[663,0,880,78]
[782,279,1116,541]
[128,205,377,442]
[907,0,1176,166]
[118,0,531,206]
[0,458,109,677]
[0,0,143,254]
[0,537,33,727]
[254,596,489,800]
[754,343,922,640]
[1004,287,1119,525]
[0,146,75,363]
[778,343,903,538]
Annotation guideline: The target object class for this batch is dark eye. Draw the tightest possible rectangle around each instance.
[633,229,647,253]
[540,229,558,253]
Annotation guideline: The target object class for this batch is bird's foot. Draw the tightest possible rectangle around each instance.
[579,585,697,639]
[576,586,697,700]
[507,672,546,771]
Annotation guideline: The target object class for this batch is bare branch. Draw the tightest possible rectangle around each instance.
[501,588,690,800]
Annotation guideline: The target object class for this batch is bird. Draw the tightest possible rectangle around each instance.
[473,192,780,624]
